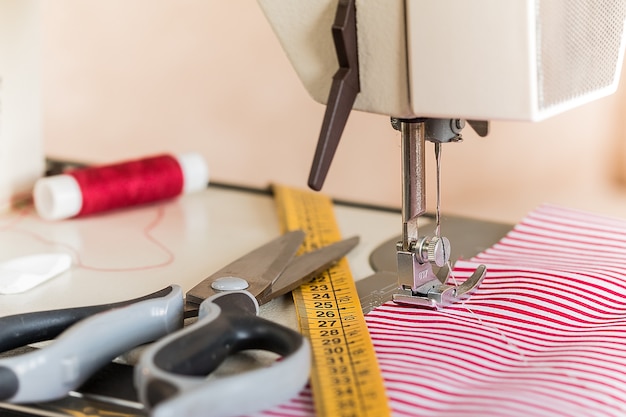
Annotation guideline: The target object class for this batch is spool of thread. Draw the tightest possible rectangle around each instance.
[33,153,209,220]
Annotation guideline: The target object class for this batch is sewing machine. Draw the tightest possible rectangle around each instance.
[258,0,626,307]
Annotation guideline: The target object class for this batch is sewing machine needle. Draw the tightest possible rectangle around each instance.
[434,142,459,286]
[434,142,442,237]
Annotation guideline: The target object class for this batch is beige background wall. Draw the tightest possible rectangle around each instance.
[42,0,626,224]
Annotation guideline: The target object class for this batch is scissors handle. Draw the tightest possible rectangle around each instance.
[136,291,311,417]
[0,286,176,354]
[0,285,183,403]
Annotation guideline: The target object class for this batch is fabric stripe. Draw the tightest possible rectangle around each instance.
[255,205,626,416]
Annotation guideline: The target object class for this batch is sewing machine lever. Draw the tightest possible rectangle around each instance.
[308,0,360,191]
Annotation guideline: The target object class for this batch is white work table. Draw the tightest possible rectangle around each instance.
[0,185,401,326]
[0,183,515,417]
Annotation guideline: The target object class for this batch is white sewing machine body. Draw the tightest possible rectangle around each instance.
[259,0,626,308]
[259,0,626,121]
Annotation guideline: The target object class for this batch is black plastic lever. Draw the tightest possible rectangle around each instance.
[308,0,360,191]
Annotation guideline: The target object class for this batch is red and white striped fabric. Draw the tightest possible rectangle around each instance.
[261,204,626,417]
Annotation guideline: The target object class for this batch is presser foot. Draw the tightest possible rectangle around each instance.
[392,246,487,309]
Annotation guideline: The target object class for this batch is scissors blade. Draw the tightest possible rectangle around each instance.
[257,236,359,304]
[185,230,305,307]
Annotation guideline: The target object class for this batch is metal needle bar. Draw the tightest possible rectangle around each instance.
[400,120,426,250]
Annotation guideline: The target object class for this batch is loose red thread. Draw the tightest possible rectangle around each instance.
[69,154,184,216]
[1,204,176,272]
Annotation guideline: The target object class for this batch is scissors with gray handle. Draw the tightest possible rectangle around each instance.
[136,230,359,417]
[0,230,357,415]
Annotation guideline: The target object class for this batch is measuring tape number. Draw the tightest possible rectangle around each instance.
[273,184,390,417]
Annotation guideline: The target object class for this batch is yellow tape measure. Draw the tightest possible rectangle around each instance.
[273,184,390,417]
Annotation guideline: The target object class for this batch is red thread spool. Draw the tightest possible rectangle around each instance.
[33,153,209,220]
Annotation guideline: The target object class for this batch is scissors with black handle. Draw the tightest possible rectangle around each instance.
[0,230,357,413]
